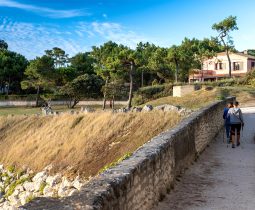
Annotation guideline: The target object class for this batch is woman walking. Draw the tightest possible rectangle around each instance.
[227,101,244,148]
[223,102,233,143]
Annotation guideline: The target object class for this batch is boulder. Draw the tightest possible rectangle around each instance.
[0,201,19,210]
[72,177,83,190]
[32,171,47,183]
[19,191,32,205]
[80,107,95,113]
[131,107,142,112]
[8,194,21,207]
[43,186,55,197]
[14,185,24,193]
[68,188,78,196]
[23,182,35,192]
[142,104,153,112]
[61,177,72,188]
[46,174,62,187]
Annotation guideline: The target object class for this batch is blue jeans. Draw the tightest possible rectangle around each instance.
[225,123,231,139]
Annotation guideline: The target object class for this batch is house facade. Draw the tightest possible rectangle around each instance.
[189,51,255,82]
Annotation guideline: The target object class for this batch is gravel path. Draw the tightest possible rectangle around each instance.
[154,107,255,210]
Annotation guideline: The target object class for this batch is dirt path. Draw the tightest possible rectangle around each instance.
[154,107,255,210]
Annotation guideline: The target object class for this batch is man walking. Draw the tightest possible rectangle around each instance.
[227,101,244,148]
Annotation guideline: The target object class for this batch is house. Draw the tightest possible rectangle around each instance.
[189,51,255,82]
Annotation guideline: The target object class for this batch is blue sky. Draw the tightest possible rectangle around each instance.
[1,0,255,59]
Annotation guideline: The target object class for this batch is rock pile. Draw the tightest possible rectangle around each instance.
[0,165,88,209]
[142,104,192,115]
[111,104,192,115]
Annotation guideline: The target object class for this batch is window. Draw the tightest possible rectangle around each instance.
[215,62,225,70]
[252,62,255,69]
[233,62,243,71]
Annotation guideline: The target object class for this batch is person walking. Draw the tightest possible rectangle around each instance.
[227,101,244,148]
[223,102,233,144]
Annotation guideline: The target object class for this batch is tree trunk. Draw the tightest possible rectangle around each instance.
[102,77,109,110]
[112,96,115,110]
[174,58,179,83]
[201,62,204,82]
[6,76,10,97]
[36,86,40,107]
[221,37,232,78]
[71,99,79,109]
[226,48,232,78]
[127,62,134,109]
[141,70,144,87]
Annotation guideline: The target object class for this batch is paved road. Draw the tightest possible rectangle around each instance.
[154,107,255,210]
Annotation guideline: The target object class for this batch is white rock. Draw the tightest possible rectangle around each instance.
[20,174,29,180]
[61,177,72,188]
[8,194,21,207]
[23,182,35,192]
[12,189,20,197]
[46,174,62,187]
[142,104,153,112]
[80,107,94,113]
[5,185,10,193]
[155,104,179,112]
[14,184,24,193]
[19,191,32,205]
[7,171,14,178]
[56,177,73,197]
[68,188,78,196]
[72,177,83,190]
[33,180,43,192]
[43,186,55,197]
[0,201,19,210]
[32,171,47,183]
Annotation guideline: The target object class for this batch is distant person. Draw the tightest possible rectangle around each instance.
[223,102,233,143]
[227,101,244,148]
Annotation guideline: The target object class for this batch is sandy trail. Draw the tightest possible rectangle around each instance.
[154,107,255,210]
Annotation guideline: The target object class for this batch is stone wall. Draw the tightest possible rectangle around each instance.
[24,98,234,210]
[0,100,127,107]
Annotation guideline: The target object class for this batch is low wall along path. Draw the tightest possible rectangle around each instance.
[24,98,234,210]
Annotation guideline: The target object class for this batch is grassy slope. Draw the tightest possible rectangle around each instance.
[145,89,219,110]
[0,86,254,179]
[0,111,181,178]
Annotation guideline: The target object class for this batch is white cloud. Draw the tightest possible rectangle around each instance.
[0,0,88,18]
[0,17,153,59]
[77,21,150,48]
[0,17,88,59]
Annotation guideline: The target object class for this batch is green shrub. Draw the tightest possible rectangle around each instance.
[216,88,231,100]
[243,70,255,87]
[25,195,35,203]
[5,176,30,197]
[6,165,15,173]
[39,181,47,195]
[133,84,173,106]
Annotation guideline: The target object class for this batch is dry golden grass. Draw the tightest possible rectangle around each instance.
[0,111,181,178]
[145,89,218,110]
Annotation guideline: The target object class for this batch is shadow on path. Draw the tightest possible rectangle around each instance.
[154,107,255,210]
